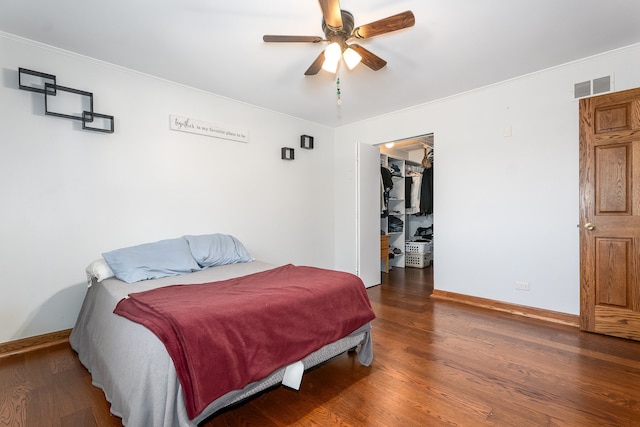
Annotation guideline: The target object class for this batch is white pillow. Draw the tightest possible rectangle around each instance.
[86,258,115,283]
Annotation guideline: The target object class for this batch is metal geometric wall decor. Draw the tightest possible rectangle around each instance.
[18,68,114,133]
[18,68,56,94]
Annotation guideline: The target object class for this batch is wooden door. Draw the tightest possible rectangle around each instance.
[579,87,640,340]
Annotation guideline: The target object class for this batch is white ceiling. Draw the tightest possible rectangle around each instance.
[2,0,640,128]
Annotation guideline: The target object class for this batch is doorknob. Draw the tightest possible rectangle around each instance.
[584,223,595,230]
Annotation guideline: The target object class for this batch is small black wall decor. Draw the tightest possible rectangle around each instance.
[281,147,295,160]
[18,68,114,133]
[300,134,314,149]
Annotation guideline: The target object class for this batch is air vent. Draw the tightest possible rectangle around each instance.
[574,75,613,99]
[574,81,591,98]
[592,76,611,95]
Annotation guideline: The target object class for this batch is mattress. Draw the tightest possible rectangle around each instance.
[69,261,373,426]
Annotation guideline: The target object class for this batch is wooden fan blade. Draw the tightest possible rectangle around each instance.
[349,44,387,71]
[304,51,326,75]
[352,11,415,39]
[318,0,343,29]
[263,35,323,43]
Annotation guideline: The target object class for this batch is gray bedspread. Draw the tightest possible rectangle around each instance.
[69,261,373,427]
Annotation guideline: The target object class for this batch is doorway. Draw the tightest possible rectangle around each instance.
[377,134,434,275]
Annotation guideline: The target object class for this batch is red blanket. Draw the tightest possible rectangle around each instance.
[113,264,375,419]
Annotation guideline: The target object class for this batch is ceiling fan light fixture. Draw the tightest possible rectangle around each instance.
[321,42,341,73]
[321,58,339,73]
[324,42,342,63]
[343,47,362,70]
[263,7,415,76]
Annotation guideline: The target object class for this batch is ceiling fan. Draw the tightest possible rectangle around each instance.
[263,0,415,75]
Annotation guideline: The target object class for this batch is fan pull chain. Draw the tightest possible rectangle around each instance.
[336,74,342,106]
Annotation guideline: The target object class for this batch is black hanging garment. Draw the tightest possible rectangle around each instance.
[381,167,393,190]
[420,165,433,214]
[405,177,413,209]
[381,167,393,218]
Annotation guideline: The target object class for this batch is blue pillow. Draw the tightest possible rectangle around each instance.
[184,234,253,268]
[102,237,201,283]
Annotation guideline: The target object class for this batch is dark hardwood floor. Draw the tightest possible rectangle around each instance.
[2,265,640,426]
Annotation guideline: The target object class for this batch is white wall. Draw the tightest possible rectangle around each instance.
[0,33,335,343]
[3,32,639,344]
[335,43,640,315]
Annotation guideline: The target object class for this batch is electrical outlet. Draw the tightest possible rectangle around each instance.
[515,281,530,291]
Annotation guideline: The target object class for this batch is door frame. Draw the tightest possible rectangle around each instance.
[356,142,382,288]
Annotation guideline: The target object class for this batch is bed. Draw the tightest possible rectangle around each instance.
[69,235,375,427]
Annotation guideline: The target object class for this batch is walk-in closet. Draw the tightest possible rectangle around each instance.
[379,134,434,273]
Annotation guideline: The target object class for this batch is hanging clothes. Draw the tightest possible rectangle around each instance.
[419,164,433,214]
[405,174,422,215]
[380,166,393,218]
[381,166,393,190]
[405,177,412,209]
[380,174,385,214]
